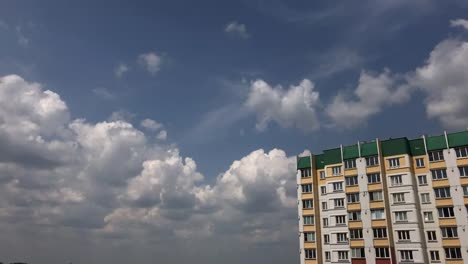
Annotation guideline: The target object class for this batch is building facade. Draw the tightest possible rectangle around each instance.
[297,131,468,264]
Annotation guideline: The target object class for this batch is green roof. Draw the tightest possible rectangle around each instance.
[426,135,447,151]
[343,145,359,160]
[315,154,325,170]
[448,131,468,148]
[381,138,410,157]
[360,142,378,157]
[409,138,426,156]
[324,148,342,165]
[297,156,311,169]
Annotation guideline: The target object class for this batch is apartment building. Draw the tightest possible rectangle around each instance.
[296,130,468,264]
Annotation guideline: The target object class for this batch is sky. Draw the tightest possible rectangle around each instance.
[0,0,468,263]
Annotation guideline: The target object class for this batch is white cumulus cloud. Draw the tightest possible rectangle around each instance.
[245,79,321,132]
[225,21,249,38]
[138,52,162,75]
[450,18,468,30]
[409,38,468,129]
[326,69,411,128]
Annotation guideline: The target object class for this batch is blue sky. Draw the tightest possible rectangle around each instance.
[1,0,467,177]
[1,1,468,263]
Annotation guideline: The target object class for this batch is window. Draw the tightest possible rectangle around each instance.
[429,150,444,162]
[303,199,314,209]
[366,156,379,166]
[320,171,326,179]
[323,218,329,227]
[400,250,414,262]
[463,186,468,196]
[344,159,356,169]
[335,215,346,225]
[371,209,385,220]
[390,175,403,186]
[398,230,411,241]
[445,248,462,259]
[373,228,387,238]
[302,184,312,193]
[415,158,425,168]
[430,251,440,262]
[431,169,447,180]
[347,193,360,203]
[301,168,311,178]
[424,211,434,222]
[367,173,381,183]
[438,207,455,218]
[345,175,358,186]
[322,202,328,210]
[320,186,326,194]
[376,248,390,258]
[304,249,316,259]
[325,251,331,261]
[303,215,315,225]
[337,251,348,261]
[393,193,406,204]
[441,227,458,238]
[351,248,365,258]
[332,166,341,176]
[427,231,437,242]
[455,146,468,158]
[324,234,330,244]
[334,198,345,208]
[348,211,361,221]
[418,175,427,185]
[350,229,363,239]
[370,191,383,201]
[388,158,400,168]
[336,233,348,243]
[395,211,408,222]
[332,182,343,192]
[421,193,430,203]
[434,187,451,199]
[304,232,316,242]
[460,166,468,177]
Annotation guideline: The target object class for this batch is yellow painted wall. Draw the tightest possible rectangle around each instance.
[350,240,365,247]
[429,160,446,169]
[439,218,457,226]
[435,198,454,207]
[432,179,450,188]
[457,158,468,166]
[368,183,383,191]
[442,239,461,247]
[370,201,385,209]
[344,168,358,176]
[373,239,389,246]
[346,186,359,193]
[347,203,361,211]
[371,219,387,227]
[348,221,363,228]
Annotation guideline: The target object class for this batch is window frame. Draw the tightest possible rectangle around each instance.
[434,187,451,199]
[344,159,356,169]
[455,146,468,158]
[415,157,425,168]
[431,169,447,180]
[395,211,408,222]
[429,150,444,162]
[388,158,400,168]
[417,175,427,186]
[366,156,379,167]
[421,193,431,203]
[437,207,455,218]
[367,173,381,184]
